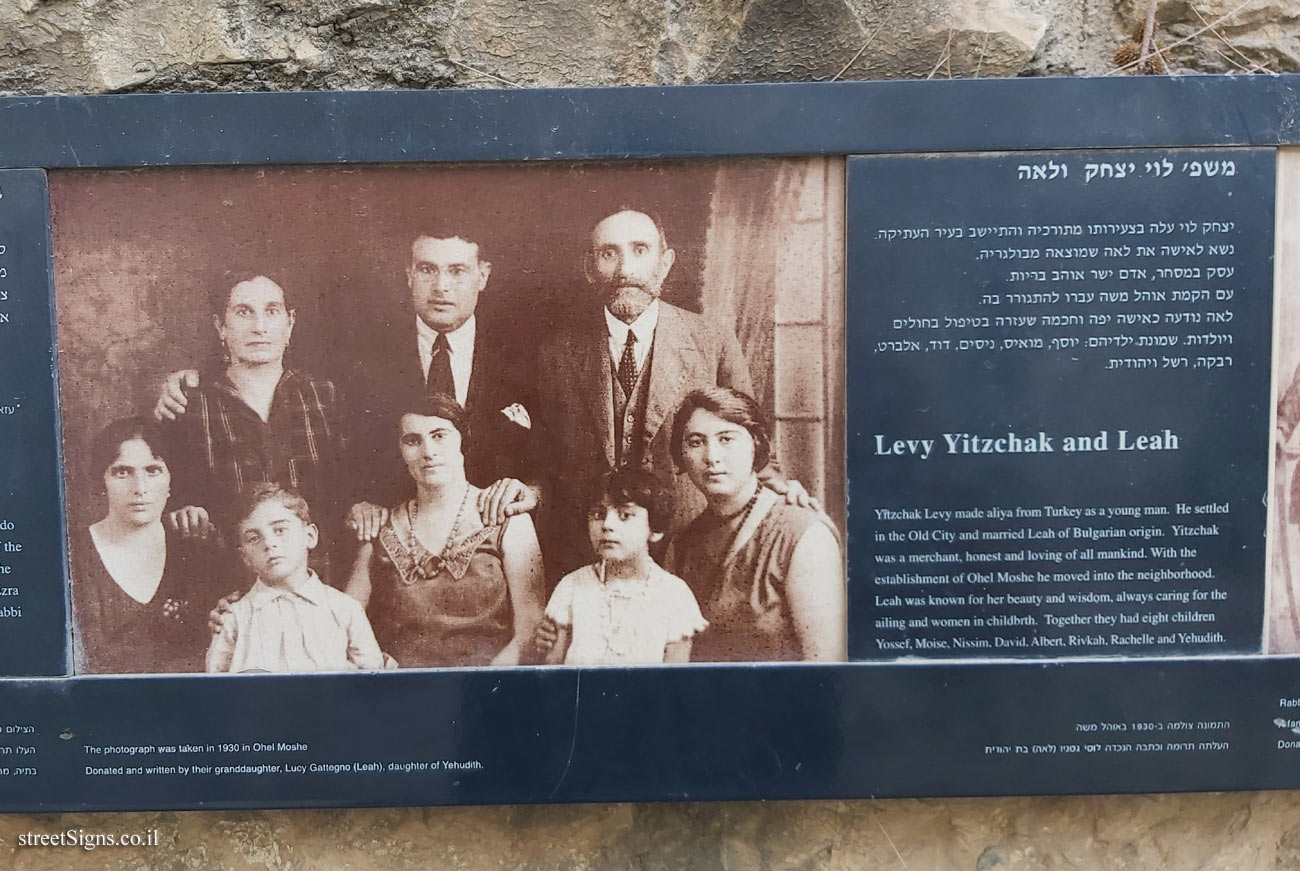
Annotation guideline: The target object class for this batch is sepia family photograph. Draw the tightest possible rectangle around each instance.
[50,158,846,676]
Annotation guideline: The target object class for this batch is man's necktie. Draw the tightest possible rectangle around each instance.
[426,333,456,399]
[617,331,638,398]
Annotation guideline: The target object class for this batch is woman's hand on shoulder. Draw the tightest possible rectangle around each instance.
[167,505,214,539]
[764,478,821,513]
[533,616,560,656]
[153,369,199,421]
[477,478,540,527]
[345,502,390,542]
[206,590,244,637]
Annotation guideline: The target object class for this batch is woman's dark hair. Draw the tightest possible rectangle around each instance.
[587,466,673,535]
[397,393,471,446]
[669,386,771,473]
[209,274,292,319]
[89,416,173,484]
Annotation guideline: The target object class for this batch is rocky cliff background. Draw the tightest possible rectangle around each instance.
[0,0,1294,93]
[4,0,1300,868]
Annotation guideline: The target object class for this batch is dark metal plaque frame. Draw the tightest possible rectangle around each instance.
[0,75,1298,812]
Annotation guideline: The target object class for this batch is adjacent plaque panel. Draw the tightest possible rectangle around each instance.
[0,169,68,677]
[849,149,1273,660]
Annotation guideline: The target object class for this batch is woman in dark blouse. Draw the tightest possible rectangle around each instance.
[163,274,349,583]
[71,417,209,674]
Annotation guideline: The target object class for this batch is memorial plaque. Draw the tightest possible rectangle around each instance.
[0,77,1298,811]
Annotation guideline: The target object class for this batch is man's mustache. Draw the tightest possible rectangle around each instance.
[600,275,652,292]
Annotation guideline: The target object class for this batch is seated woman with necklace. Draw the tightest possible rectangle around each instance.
[665,387,846,662]
[344,394,545,667]
[72,417,208,673]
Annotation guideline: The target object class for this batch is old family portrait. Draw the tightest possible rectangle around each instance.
[52,159,847,675]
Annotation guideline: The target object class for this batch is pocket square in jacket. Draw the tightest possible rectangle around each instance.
[501,403,531,429]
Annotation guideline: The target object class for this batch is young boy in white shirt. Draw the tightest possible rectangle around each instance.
[206,483,389,673]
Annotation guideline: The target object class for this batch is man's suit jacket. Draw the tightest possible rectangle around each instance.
[348,315,534,507]
[535,301,754,579]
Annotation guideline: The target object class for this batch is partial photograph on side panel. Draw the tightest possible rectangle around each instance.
[49,159,846,675]
[1269,148,1300,654]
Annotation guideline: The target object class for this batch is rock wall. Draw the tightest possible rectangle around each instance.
[4,0,1300,868]
[0,0,1295,93]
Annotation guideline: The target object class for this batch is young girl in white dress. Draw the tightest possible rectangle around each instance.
[543,468,706,665]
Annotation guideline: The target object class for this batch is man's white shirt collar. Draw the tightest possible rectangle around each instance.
[604,300,659,372]
[416,314,476,407]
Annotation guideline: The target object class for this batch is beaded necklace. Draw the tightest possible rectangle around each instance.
[712,484,763,559]
[404,484,471,562]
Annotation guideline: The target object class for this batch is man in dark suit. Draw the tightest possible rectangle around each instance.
[483,208,801,581]
[341,232,534,538]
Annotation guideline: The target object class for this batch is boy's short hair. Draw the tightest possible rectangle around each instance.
[229,482,312,541]
[588,466,672,534]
